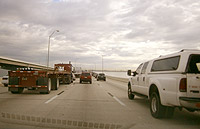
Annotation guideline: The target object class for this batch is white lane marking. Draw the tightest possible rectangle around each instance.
[113,96,126,107]
[45,95,58,104]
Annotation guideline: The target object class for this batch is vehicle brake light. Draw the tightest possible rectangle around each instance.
[180,78,187,92]
[88,76,91,79]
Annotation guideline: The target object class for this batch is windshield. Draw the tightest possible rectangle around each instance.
[0,0,200,129]
[81,73,90,76]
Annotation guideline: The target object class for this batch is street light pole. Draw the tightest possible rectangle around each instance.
[102,55,104,73]
[47,30,59,71]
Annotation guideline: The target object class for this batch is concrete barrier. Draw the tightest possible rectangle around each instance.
[0,77,3,86]
[106,76,129,83]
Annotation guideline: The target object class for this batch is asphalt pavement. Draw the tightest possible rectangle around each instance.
[0,78,199,129]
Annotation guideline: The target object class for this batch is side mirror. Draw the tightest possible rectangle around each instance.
[127,70,132,76]
[133,71,137,76]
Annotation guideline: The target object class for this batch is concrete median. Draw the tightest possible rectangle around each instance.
[106,76,128,83]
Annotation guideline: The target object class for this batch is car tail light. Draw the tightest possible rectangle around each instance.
[88,76,91,79]
[179,78,187,92]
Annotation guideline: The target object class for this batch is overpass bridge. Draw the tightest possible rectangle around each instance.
[0,56,54,71]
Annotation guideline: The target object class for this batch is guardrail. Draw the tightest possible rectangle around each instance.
[106,76,128,83]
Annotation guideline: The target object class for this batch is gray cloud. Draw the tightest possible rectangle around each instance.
[0,0,200,71]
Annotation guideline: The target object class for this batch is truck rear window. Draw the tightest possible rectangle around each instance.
[81,73,90,76]
[151,56,180,72]
[186,54,200,73]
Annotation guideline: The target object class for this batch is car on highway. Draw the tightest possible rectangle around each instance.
[80,72,92,84]
[2,75,8,87]
[92,72,98,78]
[97,73,106,81]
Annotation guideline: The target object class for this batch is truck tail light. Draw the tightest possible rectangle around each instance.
[179,78,187,92]
[88,76,91,79]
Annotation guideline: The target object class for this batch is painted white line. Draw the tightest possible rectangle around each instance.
[45,95,58,104]
[113,96,126,107]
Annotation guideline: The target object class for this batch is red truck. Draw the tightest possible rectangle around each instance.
[8,64,73,94]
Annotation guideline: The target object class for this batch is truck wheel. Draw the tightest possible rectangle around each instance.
[128,84,134,100]
[18,88,24,94]
[150,92,166,118]
[186,108,195,112]
[90,81,92,84]
[45,78,51,94]
[11,91,18,94]
[56,78,59,90]
[11,88,24,94]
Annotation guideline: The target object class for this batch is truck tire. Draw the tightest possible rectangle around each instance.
[11,88,24,94]
[128,82,134,100]
[186,108,195,112]
[18,88,24,94]
[42,78,51,94]
[56,78,59,90]
[150,92,166,118]
[51,78,58,90]
[90,81,92,84]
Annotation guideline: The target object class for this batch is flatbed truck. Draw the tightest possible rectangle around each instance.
[8,63,73,94]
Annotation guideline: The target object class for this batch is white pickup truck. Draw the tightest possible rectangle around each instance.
[2,75,9,87]
[127,49,200,118]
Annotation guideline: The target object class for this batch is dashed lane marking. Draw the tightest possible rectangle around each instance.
[45,90,65,104]
[57,91,64,95]
[107,92,126,107]
[45,95,58,104]
[113,96,126,107]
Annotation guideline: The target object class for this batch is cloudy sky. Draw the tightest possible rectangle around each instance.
[0,0,200,71]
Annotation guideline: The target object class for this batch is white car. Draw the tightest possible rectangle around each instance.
[2,75,9,87]
[127,49,200,118]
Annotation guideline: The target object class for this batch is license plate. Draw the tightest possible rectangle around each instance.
[22,77,27,80]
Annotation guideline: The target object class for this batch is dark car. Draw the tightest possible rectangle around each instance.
[80,72,92,84]
[92,72,98,78]
[97,73,106,81]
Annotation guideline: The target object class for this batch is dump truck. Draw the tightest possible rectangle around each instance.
[54,63,73,84]
[74,67,82,78]
[8,63,73,94]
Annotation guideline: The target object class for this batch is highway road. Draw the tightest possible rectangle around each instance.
[0,78,200,129]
